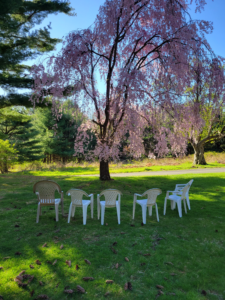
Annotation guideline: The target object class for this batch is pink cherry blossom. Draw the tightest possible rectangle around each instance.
[30,0,219,179]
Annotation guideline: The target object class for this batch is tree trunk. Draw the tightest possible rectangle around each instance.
[100,160,111,180]
[193,143,207,165]
[2,160,8,173]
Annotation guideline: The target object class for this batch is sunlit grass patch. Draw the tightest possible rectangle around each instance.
[8,151,225,176]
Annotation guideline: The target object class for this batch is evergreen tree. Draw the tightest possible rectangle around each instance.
[0,139,17,173]
[0,107,44,164]
[0,0,74,108]
[32,101,87,163]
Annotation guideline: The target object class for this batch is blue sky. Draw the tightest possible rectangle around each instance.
[1,0,225,96]
[37,0,225,59]
[31,0,225,96]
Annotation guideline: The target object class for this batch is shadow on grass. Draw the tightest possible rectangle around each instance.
[0,173,225,300]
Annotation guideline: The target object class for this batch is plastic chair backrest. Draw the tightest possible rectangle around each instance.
[181,184,190,200]
[33,180,61,205]
[100,189,122,207]
[142,188,162,205]
[67,189,89,205]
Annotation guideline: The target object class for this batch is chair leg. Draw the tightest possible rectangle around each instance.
[183,199,187,214]
[186,195,191,210]
[91,200,93,219]
[83,205,88,225]
[155,203,159,222]
[148,206,152,216]
[61,200,64,216]
[36,204,41,223]
[132,201,136,219]
[98,203,100,220]
[72,205,76,217]
[101,205,105,225]
[68,203,73,223]
[171,200,176,210]
[163,198,167,215]
[55,204,59,221]
[142,205,147,224]
[177,201,182,218]
[116,204,120,225]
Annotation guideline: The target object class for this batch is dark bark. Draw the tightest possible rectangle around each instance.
[193,143,207,165]
[1,160,8,173]
[100,160,111,181]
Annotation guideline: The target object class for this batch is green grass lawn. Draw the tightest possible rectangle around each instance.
[14,161,225,177]
[0,171,225,300]
[11,151,225,176]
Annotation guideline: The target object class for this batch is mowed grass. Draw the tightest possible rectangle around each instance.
[12,151,225,176]
[0,171,225,300]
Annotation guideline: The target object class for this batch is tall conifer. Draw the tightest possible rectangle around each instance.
[0,0,74,108]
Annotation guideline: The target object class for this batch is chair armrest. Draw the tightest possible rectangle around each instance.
[88,194,93,197]
[134,193,142,197]
[167,190,180,196]
[175,184,186,187]
[166,190,176,198]
[175,184,186,190]
[35,192,39,195]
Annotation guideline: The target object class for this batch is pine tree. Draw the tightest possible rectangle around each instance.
[0,107,44,166]
[32,101,89,163]
[0,0,74,108]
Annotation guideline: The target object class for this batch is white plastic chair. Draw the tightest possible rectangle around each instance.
[33,180,64,223]
[164,183,190,218]
[97,189,122,225]
[171,179,193,210]
[133,188,162,224]
[67,189,94,225]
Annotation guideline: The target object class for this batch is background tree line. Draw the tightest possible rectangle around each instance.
[1,98,225,173]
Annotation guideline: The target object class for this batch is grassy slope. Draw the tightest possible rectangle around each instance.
[0,171,225,300]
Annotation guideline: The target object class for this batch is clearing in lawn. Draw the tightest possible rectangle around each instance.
[0,171,224,300]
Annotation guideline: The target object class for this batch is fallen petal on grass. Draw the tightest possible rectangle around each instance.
[65,260,71,267]
[77,285,85,293]
[64,289,74,294]
[84,259,91,265]
[83,277,94,281]
[106,280,113,284]
[156,285,164,289]
[52,260,57,265]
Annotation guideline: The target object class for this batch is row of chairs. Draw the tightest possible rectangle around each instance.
[33,180,193,225]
